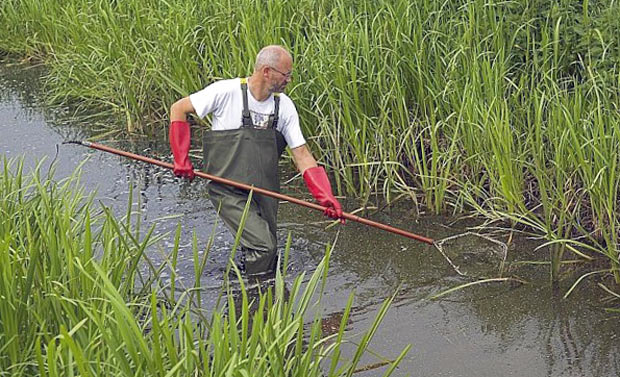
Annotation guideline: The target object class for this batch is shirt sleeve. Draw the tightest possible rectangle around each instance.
[189,80,228,119]
[278,95,306,149]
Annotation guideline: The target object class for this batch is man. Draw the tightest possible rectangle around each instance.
[168,45,343,278]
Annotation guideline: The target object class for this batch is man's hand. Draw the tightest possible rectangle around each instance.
[169,120,195,180]
[303,166,344,222]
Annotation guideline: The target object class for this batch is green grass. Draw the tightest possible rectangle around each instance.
[0,158,407,376]
[1,0,619,284]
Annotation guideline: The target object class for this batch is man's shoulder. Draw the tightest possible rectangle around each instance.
[277,92,296,108]
[207,77,241,93]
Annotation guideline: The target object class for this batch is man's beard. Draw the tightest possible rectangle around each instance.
[270,82,286,93]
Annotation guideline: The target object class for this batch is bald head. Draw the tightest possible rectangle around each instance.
[254,45,292,72]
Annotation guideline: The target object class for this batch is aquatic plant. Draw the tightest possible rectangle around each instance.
[0,158,407,376]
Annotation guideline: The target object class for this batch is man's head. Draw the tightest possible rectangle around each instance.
[253,45,293,93]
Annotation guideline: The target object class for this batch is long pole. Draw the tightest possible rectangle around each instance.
[64,140,435,245]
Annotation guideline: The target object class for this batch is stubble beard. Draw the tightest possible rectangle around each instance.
[269,81,286,94]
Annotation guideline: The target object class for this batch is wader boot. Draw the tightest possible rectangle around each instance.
[203,78,286,278]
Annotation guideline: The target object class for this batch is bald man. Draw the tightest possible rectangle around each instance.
[169,45,343,278]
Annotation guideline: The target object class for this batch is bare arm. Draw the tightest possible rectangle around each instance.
[170,97,196,121]
[290,144,318,175]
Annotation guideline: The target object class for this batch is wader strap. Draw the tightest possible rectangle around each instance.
[240,78,253,127]
[268,94,280,129]
[240,79,279,129]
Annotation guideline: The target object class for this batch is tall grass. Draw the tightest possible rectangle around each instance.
[1,0,619,283]
[0,158,407,376]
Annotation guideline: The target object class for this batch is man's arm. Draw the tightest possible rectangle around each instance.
[169,96,196,179]
[290,144,317,174]
[292,144,344,221]
[170,97,196,121]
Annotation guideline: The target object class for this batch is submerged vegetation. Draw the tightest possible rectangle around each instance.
[0,159,407,376]
[0,0,619,284]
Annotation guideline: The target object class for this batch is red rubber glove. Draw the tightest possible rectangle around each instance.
[169,120,195,180]
[303,166,344,222]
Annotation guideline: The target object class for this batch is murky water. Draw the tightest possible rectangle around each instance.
[1,61,619,377]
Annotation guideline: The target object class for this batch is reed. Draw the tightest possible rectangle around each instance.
[0,158,406,376]
[1,0,619,284]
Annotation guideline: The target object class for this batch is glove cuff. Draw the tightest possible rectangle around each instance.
[303,166,333,199]
[169,120,191,157]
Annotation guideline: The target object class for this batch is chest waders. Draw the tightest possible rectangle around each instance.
[202,78,286,276]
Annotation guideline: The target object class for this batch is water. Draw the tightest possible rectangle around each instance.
[1,60,618,377]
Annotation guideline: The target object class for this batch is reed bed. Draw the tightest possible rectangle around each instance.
[0,158,407,376]
[0,0,619,284]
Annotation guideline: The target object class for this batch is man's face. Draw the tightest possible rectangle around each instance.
[267,57,293,93]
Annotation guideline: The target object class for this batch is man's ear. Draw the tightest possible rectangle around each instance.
[261,66,270,79]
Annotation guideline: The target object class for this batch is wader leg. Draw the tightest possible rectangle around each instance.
[208,183,278,276]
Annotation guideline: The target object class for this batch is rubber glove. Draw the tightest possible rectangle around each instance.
[303,166,344,222]
[169,120,195,180]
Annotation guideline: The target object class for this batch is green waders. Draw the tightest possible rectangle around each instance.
[202,79,286,276]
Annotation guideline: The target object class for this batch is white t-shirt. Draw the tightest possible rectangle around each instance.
[189,78,306,149]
